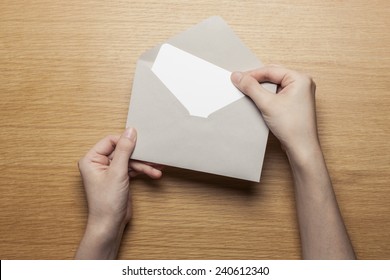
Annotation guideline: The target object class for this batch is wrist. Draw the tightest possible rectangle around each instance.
[285,141,333,195]
[86,215,125,249]
[76,216,126,260]
[285,142,327,186]
[86,214,125,241]
[285,141,323,168]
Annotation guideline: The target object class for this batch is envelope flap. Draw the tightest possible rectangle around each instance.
[139,45,160,64]
[139,16,261,72]
[172,17,261,71]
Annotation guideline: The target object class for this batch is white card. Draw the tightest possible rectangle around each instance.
[151,43,244,118]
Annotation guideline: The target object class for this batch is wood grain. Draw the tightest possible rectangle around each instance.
[0,0,389,259]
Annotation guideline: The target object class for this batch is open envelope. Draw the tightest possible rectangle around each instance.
[126,16,276,182]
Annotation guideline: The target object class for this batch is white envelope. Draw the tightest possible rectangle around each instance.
[126,16,275,182]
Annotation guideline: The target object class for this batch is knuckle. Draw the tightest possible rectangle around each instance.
[300,73,316,88]
[117,138,135,153]
[304,73,314,82]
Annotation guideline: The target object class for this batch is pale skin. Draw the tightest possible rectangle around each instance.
[76,129,162,259]
[76,65,355,259]
[231,66,356,259]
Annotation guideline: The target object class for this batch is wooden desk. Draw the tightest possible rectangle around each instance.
[0,0,389,259]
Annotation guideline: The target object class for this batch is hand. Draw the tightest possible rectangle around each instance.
[76,128,162,259]
[231,65,319,158]
[232,66,355,259]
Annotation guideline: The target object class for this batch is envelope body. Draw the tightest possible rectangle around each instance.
[126,16,275,182]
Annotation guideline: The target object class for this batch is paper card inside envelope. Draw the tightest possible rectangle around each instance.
[151,44,244,118]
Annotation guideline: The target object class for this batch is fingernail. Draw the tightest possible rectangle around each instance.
[231,72,243,84]
[124,127,136,141]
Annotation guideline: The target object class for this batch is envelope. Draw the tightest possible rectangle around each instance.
[126,16,275,182]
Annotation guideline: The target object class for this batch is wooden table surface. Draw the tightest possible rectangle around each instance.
[1,0,389,260]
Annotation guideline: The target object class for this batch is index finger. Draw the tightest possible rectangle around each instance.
[247,65,300,88]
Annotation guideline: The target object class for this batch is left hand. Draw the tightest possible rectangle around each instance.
[76,127,162,259]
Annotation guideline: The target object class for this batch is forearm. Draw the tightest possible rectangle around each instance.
[287,144,356,259]
[75,217,125,260]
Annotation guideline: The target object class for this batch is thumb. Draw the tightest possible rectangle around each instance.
[110,128,137,172]
[231,71,272,111]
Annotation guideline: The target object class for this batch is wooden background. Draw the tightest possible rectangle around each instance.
[0,0,389,259]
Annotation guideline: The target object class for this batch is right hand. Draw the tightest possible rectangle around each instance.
[231,65,319,157]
